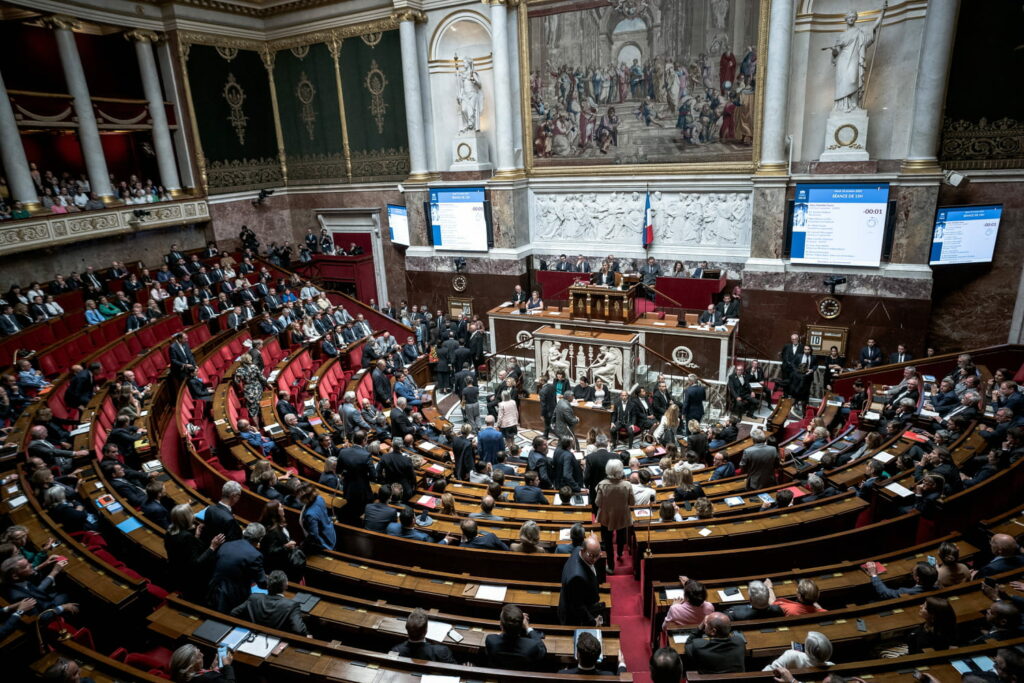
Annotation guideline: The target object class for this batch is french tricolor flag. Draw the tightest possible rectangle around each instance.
[642,191,654,248]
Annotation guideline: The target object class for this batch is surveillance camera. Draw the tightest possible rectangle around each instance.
[943,170,967,188]
[397,183,406,194]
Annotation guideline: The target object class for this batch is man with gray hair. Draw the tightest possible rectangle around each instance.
[230,569,308,636]
[342,390,371,433]
[200,480,243,545]
[207,522,267,613]
[725,580,783,621]
[739,427,778,490]
[553,391,580,447]
[932,389,980,430]
[802,474,838,503]
[684,612,745,673]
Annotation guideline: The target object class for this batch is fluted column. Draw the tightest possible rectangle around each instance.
[902,0,960,174]
[396,10,430,181]
[127,30,181,193]
[0,68,39,209]
[45,15,114,200]
[487,0,516,174]
[757,0,795,175]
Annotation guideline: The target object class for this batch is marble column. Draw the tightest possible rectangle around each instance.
[757,0,795,175]
[127,30,182,193]
[0,68,39,209]
[488,0,516,175]
[414,20,437,173]
[45,15,114,200]
[902,0,961,173]
[396,11,430,182]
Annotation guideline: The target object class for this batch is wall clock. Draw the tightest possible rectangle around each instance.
[817,296,842,319]
[452,275,468,292]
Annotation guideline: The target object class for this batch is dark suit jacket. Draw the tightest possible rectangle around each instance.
[65,369,95,408]
[199,502,242,546]
[363,502,397,533]
[165,530,217,602]
[584,449,615,495]
[485,630,547,670]
[230,593,307,635]
[372,368,392,407]
[462,532,508,551]
[378,450,416,499]
[682,384,706,421]
[169,343,196,378]
[684,633,746,673]
[452,436,475,481]
[558,552,602,625]
[889,351,914,364]
[391,639,458,663]
[552,447,584,492]
[339,446,374,506]
[860,345,883,367]
[513,485,549,505]
[780,343,802,375]
[591,271,615,286]
[390,407,415,440]
[698,311,724,326]
[207,539,267,613]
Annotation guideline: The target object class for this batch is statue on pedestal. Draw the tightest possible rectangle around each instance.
[828,2,887,113]
[455,55,483,134]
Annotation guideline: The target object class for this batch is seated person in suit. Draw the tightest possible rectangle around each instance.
[725,580,784,621]
[390,607,458,663]
[0,555,73,624]
[683,612,746,674]
[698,304,723,327]
[974,534,1024,578]
[513,470,549,504]
[230,569,308,636]
[708,452,735,481]
[801,474,839,502]
[385,506,432,542]
[440,518,508,550]
[591,263,616,287]
[573,376,596,403]
[864,561,938,600]
[715,293,740,319]
[484,603,547,671]
[186,367,214,402]
[558,630,626,676]
[363,485,397,533]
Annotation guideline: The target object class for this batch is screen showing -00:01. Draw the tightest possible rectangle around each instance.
[790,183,890,267]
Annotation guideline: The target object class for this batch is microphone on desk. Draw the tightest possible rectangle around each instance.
[416,509,434,527]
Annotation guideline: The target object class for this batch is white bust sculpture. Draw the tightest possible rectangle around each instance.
[829,3,886,113]
[455,55,483,134]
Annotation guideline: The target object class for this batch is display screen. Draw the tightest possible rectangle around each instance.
[790,183,890,267]
[929,205,1002,265]
[429,188,488,252]
[386,204,409,247]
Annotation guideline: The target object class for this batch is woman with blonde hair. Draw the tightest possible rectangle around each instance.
[685,420,708,462]
[654,403,681,446]
[661,467,683,488]
[440,492,457,516]
[595,459,635,572]
[694,497,714,519]
[511,520,547,553]
[496,389,519,449]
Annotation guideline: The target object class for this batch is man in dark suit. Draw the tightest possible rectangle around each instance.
[230,570,307,635]
[441,518,509,550]
[339,431,375,525]
[363,486,397,533]
[794,344,817,374]
[683,613,746,674]
[378,443,416,500]
[975,534,1024,578]
[651,381,671,421]
[889,343,913,364]
[65,362,100,411]
[932,390,980,430]
[207,523,267,613]
[0,556,72,620]
[0,305,22,335]
[558,537,604,626]
[727,365,756,416]
[468,324,486,367]
[28,426,87,474]
[555,254,572,271]
[514,470,549,504]
[698,304,724,327]
[584,434,614,512]
[390,607,458,663]
[537,380,557,439]
[106,415,147,468]
[994,380,1024,418]
[681,377,706,428]
[609,390,633,448]
[715,294,740,319]
[165,243,184,266]
[371,360,392,408]
[200,481,244,546]
[859,338,883,368]
[573,255,591,272]
[738,428,779,490]
[485,603,547,670]
[779,333,802,383]
[558,631,621,676]
[389,398,416,442]
[452,424,476,481]
[511,285,528,304]
[526,436,553,489]
[168,333,196,381]
[552,436,584,492]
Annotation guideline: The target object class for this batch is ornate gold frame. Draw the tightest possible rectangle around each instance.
[516,0,771,177]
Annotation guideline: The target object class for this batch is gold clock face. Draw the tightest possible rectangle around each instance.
[452,275,468,292]
[818,296,842,319]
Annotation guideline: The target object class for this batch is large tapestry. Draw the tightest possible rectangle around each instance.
[940,0,1024,169]
[184,43,282,192]
[339,30,411,181]
[273,43,347,184]
[525,0,762,169]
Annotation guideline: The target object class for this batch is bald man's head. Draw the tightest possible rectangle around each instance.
[991,534,1020,557]
[581,536,602,566]
[704,612,732,637]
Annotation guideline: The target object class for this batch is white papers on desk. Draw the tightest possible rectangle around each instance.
[698,528,713,537]
[717,589,745,603]
[807,451,823,462]
[872,452,895,464]
[70,423,91,436]
[6,494,27,509]
[264,423,282,435]
[665,588,685,600]
[919,408,939,418]
[885,482,915,498]
[863,411,881,421]
[420,441,441,451]
[653,322,667,326]
[727,318,740,325]
[421,676,461,683]
[750,383,763,390]
[559,528,573,541]
[723,496,744,507]
[426,620,454,643]
[235,633,281,658]
[922,375,936,383]
[475,585,507,602]
[424,384,436,392]
[672,633,690,644]
[219,627,251,650]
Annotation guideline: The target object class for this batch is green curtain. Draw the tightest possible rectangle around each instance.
[339,30,410,180]
[185,44,282,192]
[273,43,347,185]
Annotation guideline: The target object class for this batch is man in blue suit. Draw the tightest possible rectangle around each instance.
[206,523,267,613]
[476,416,504,465]
[386,507,432,542]
[440,519,508,550]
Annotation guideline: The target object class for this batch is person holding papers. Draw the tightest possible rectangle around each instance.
[390,608,458,663]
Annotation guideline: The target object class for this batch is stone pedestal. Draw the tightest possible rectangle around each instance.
[820,109,870,162]
[450,133,492,171]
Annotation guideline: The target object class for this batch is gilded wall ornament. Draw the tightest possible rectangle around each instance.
[215,45,239,62]
[222,73,249,145]
[290,45,310,59]
[363,60,389,135]
[361,32,383,48]
[295,71,317,141]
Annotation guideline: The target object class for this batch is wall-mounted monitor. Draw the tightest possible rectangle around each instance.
[386,204,410,247]
[427,187,491,252]
[790,183,890,267]
[929,204,1002,266]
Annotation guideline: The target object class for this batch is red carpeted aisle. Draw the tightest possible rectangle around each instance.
[609,545,654,682]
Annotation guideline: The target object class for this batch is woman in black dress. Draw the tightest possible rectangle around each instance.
[260,499,303,581]
[163,504,224,603]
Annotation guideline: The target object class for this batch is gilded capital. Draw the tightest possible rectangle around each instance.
[124,29,161,44]
[40,14,81,31]
[393,9,427,24]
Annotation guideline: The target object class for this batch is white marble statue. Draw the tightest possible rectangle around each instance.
[828,3,887,113]
[711,0,730,29]
[589,346,623,388]
[455,56,483,134]
[547,341,571,380]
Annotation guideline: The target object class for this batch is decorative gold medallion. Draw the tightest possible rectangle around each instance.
[833,124,859,148]
[363,60,389,135]
[215,45,238,62]
[361,32,383,48]
[222,73,248,145]
[452,275,468,292]
[289,45,310,60]
[817,296,842,319]
[295,72,317,141]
